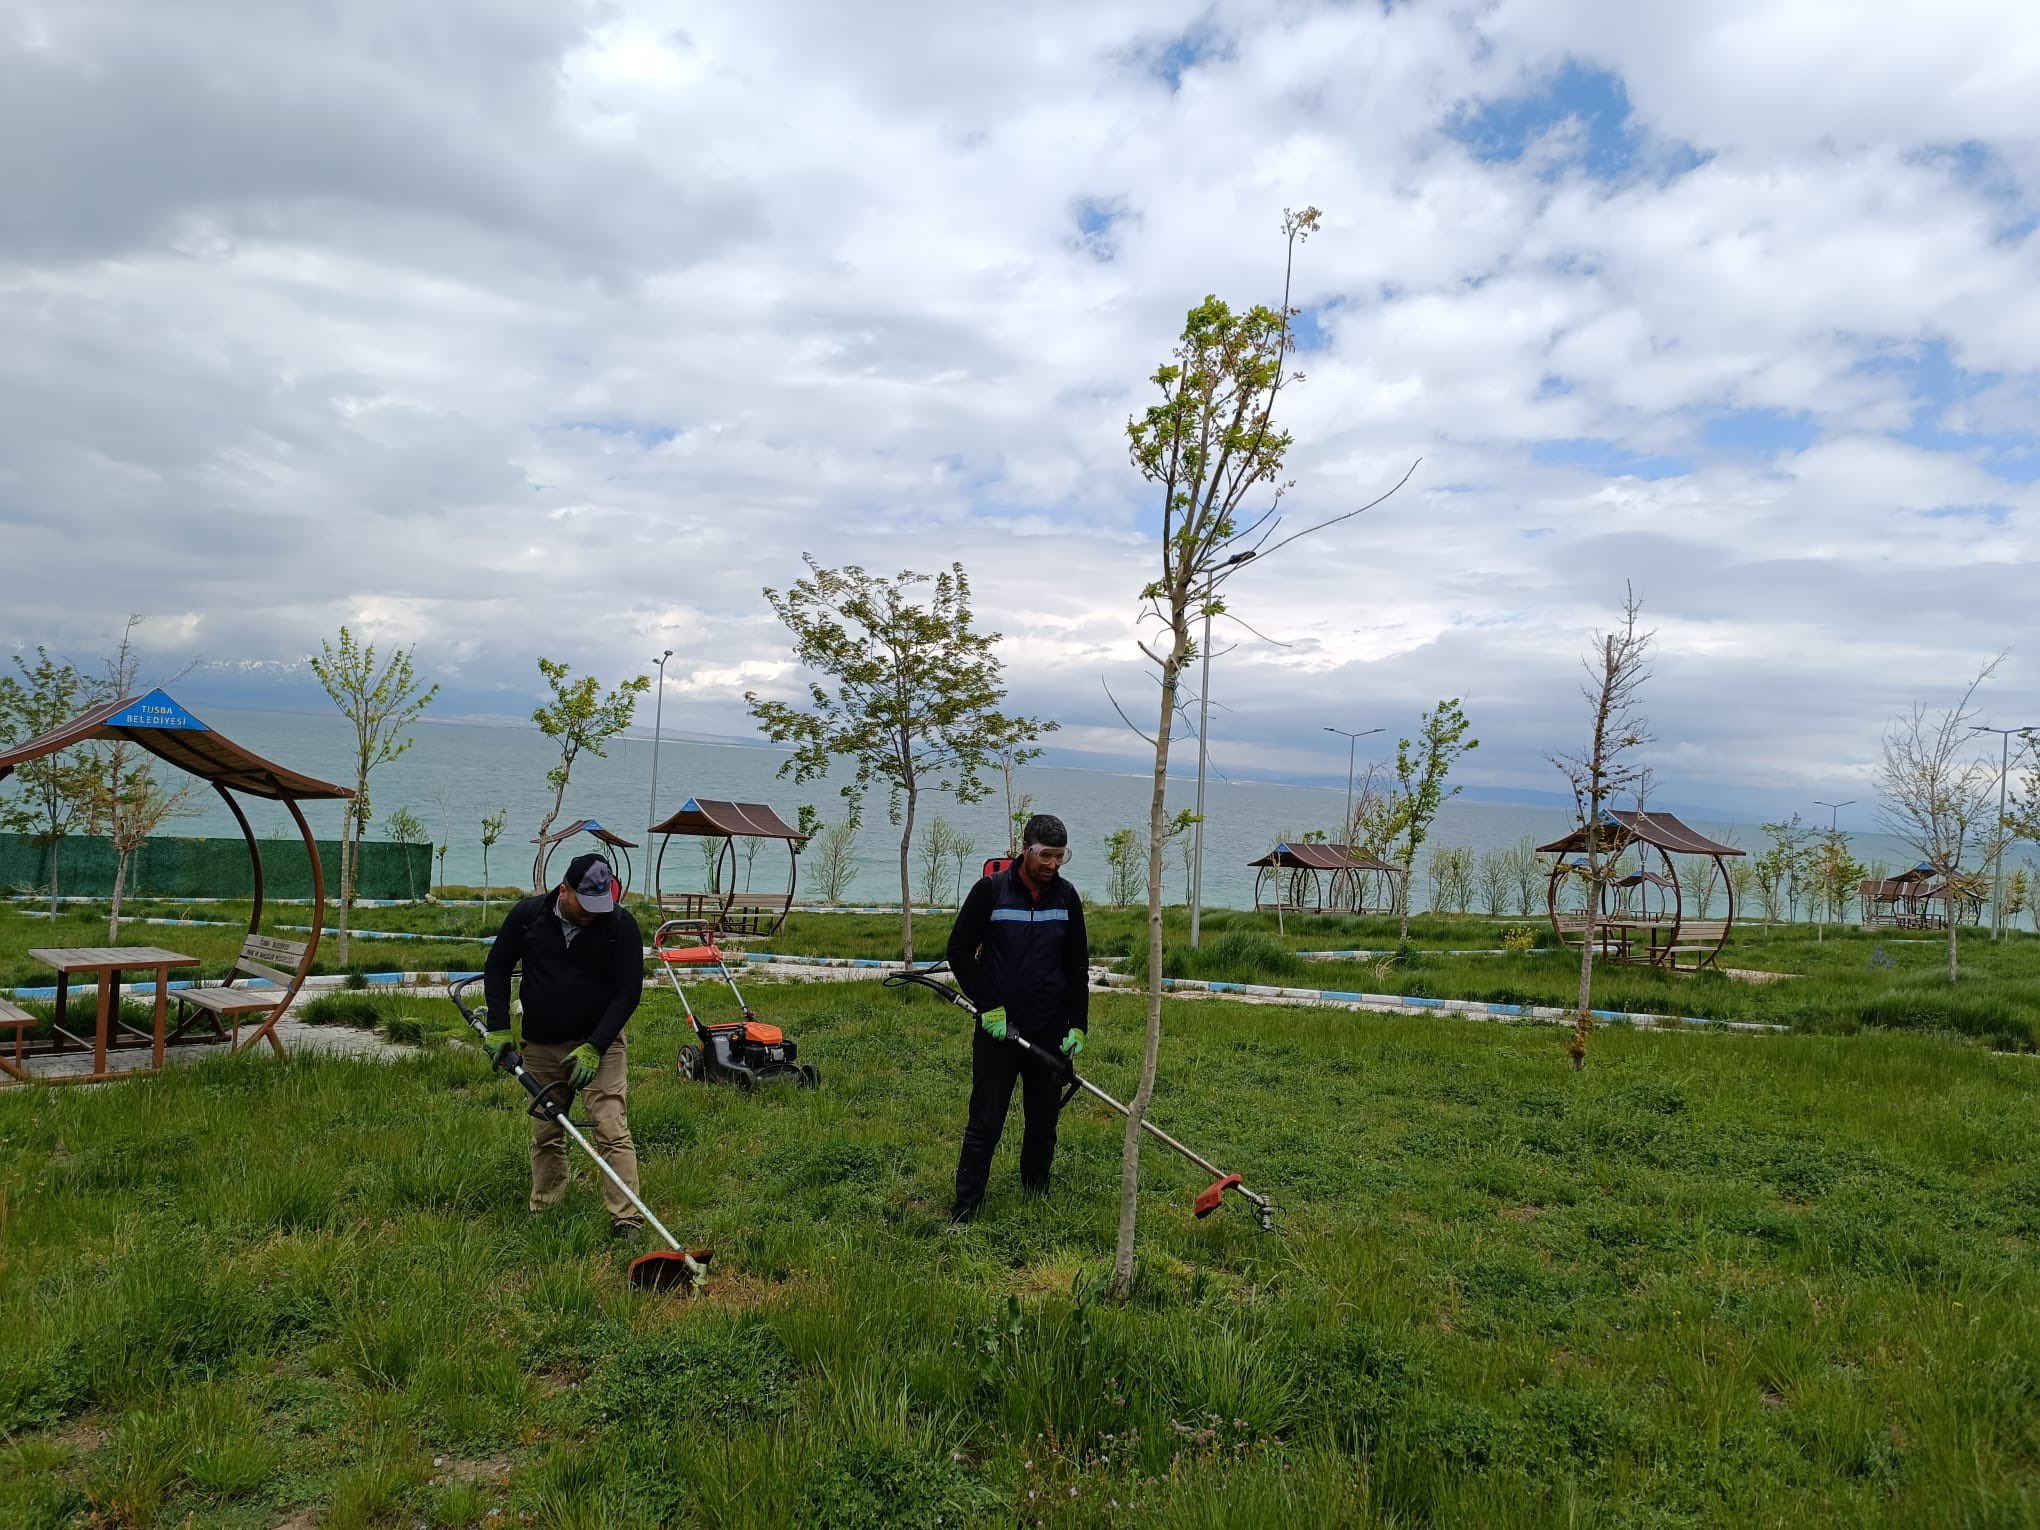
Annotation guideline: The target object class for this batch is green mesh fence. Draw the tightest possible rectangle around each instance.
[0,834,433,901]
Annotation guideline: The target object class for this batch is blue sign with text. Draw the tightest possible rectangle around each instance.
[111,689,208,731]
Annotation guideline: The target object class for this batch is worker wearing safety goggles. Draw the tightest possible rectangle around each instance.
[945,813,1090,1225]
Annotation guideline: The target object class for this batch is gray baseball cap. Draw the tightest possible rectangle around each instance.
[564,852,617,913]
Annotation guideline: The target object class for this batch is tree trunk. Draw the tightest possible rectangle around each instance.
[109,847,130,942]
[898,783,917,967]
[1946,895,1959,984]
[482,846,492,929]
[337,806,355,965]
[1114,644,1182,1300]
[1399,839,1414,943]
[1571,877,1596,1070]
[48,838,60,920]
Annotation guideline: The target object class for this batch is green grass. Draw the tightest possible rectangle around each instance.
[7,904,2038,1048]
[2,977,2037,1526]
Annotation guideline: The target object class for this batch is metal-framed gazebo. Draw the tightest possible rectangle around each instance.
[1250,842,1406,916]
[1537,810,1745,970]
[531,819,637,898]
[650,798,808,937]
[1860,864,1983,929]
[0,687,352,1065]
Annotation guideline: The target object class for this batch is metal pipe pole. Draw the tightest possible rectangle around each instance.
[648,649,673,864]
[1813,799,1854,942]
[1323,726,1385,844]
[1189,609,1212,950]
[1969,725,2038,941]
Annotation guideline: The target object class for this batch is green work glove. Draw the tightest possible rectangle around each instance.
[482,1029,514,1064]
[1061,1029,1084,1058]
[978,1007,1007,1041]
[566,1043,602,1090]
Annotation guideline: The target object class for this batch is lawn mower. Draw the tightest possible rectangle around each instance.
[652,919,819,1089]
[880,965,1276,1231]
[449,975,712,1292]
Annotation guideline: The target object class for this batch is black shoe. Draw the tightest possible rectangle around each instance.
[610,1220,644,1240]
[1021,1180,1050,1199]
[948,1202,979,1229]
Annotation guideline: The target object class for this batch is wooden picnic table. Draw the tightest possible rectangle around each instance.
[1596,917,1678,967]
[19,946,201,1084]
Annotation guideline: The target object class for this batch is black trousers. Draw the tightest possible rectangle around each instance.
[953,1024,1066,1213]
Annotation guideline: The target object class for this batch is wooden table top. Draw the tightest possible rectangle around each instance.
[28,947,201,972]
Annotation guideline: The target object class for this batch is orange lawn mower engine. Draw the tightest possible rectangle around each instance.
[652,920,819,1090]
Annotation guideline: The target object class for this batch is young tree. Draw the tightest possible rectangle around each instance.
[1876,660,2006,983]
[385,806,426,901]
[1755,816,1808,930]
[1807,828,1864,942]
[0,647,102,915]
[1676,851,1717,920]
[1390,700,1478,940]
[1114,205,1415,1296]
[746,557,1049,965]
[1726,849,1759,923]
[310,628,438,964]
[531,657,650,852]
[1006,792,1035,862]
[435,841,449,896]
[1548,588,1653,1069]
[1476,845,1511,917]
[479,808,508,927]
[1103,826,1148,908]
[806,816,860,904]
[917,815,963,906]
[992,724,1055,857]
[949,825,978,910]
[1508,834,1544,916]
[91,619,198,940]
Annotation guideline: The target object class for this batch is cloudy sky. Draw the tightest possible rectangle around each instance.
[4,0,2036,820]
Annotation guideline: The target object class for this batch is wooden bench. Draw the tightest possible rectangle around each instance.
[1664,922,1730,969]
[173,934,308,1056]
[657,892,794,939]
[0,997,35,1081]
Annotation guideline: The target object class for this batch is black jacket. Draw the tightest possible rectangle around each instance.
[482,891,644,1053]
[946,866,1089,1039]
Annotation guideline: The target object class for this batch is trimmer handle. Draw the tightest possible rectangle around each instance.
[449,974,573,1121]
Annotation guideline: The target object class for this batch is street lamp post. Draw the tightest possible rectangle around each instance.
[1969,725,2038,941]
[1324,725,1385,850]
[1812,798,1855,942]
[1186,551,1256,951]
[647,650,674,890]
[1189,608,1213,950]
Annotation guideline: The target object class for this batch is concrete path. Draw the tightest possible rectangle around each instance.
[0,1011,411,1085]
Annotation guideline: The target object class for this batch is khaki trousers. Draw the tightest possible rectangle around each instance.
[521,1036,641,1226]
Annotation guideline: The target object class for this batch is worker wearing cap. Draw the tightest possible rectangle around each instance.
[480,853,648,1237]
[946,813,1090,1224]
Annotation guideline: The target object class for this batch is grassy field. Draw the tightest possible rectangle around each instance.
[2,975,2036,1527]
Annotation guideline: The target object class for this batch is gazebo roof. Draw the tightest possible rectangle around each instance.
[0,688,351,801]
[1249,841,1405,875]
[532,819,638,849]
[1537,810,1744,858]
[651,798,807,842]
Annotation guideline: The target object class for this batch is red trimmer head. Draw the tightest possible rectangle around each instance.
[629,1248,715,1292]
[1194,1174,1243,1218]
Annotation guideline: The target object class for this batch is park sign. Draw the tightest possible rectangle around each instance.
[109,688,208,731]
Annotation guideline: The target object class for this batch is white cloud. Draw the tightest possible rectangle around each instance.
[2,0,2036,820]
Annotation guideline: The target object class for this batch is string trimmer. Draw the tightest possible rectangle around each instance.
[450,976,711,1292]
[881,965,1276,1231]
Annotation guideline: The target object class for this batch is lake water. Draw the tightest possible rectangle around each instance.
[144,705,1928,914]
